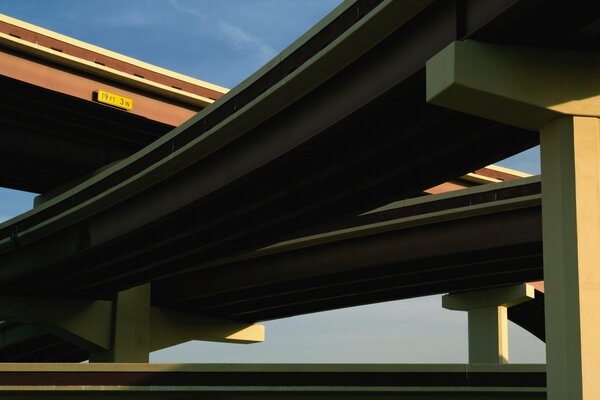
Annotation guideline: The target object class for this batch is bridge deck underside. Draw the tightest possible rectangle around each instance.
[0,76,174,194]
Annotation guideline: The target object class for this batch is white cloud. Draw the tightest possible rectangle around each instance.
[167,0,275,61]
[167,0,205,19]
[217,20,276,60]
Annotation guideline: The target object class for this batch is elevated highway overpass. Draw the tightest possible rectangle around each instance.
[0,0,554,362]
[1,0,599,396]
[0,0,541,298]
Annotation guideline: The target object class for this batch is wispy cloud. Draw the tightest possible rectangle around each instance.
[167,0,205,19]
[168,0,276,60]
[217,20,276,59]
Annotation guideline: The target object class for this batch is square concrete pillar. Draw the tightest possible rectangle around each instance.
[90,284,150,363]
[541,116,600,399]
[467,306,508,364]
[443,284,534,364]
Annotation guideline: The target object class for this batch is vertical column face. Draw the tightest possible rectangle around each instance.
[541,116,600,400]
[93,284,151,363]
[467,306,508,364]
[443,285,534,364]
[113,284,151,362]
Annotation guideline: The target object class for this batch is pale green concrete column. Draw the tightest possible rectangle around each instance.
[468,306,508,364]
[90,284,150,363]
[541,116,600,400]
[427,40,600,399]
[442,284,534,364]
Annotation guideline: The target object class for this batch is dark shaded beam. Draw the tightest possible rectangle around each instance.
[470,0,600,51]
[149,179,541,308]
[155,206,542,313]
[509,289,545,341]
[0,323,86,362]
[203,246,542,322]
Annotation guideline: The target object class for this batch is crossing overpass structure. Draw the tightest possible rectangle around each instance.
[0,13,227,193]
[0,0,599,398]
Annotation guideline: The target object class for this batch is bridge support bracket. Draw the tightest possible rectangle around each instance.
[443,284,535,364]
[0,284,264,363]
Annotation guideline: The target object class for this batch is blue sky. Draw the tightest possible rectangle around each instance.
[0,1,543,363]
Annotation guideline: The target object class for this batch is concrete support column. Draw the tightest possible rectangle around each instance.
[91,284,150,363]
[427,39,600,399]
[540,116,600,400]
[443,284,534,364]
[467,306,508,364]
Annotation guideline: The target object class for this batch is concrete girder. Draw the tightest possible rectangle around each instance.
[0,363,546,399]
[427,40,600,131]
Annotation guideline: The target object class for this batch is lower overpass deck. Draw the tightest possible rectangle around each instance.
[0,363,546,400]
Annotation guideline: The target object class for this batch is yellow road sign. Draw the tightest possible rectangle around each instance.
[95,90,133,110]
